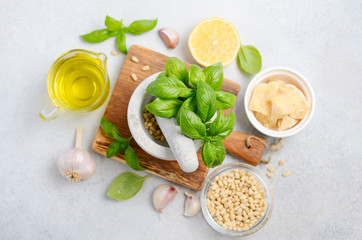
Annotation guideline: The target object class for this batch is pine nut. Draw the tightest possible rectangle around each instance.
[282,170,291,177]
[278,160,285,166]
[131,56,139,62]
[267,167,275,172]
[141,65,150,71]
[266,173,273,178]
[111,50,118,56]
[131,73,137,81]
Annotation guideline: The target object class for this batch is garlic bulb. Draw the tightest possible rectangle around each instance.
[184,192,200,217]
[158,28,179,49]
[153,184,179,213]
[57,127,96,182]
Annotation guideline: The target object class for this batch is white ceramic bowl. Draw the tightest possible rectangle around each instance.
[244,67,315,138]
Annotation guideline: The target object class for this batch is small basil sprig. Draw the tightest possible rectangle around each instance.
[82,16,157,54]
[107,172,151,201]
[237,44,262,74]
[101,117,144,171]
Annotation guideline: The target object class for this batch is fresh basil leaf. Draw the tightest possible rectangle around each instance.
[189,65,205,88]
[176,96,197,124]
[203,62,223,91]
[146,76,194,99]
[82,29,111,43]
[101,117,123,141]
[108,30,120,37]
[105,16,123,31]
[237,45,262,74]
[196,81,217,123]
[179,108,206,139]
[124,146,144,171]
[202,140,225,168]
[107,172,151,201]
[124,19,157,35]
[165,57,189,85]
[215,91,236,110]
[116,32,127,54]
[207,111,235,140]
[106,140,128,158]
[156,72,167,80]
[146,98,182,118]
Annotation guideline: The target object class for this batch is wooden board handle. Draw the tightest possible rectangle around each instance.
[223,131,267,166]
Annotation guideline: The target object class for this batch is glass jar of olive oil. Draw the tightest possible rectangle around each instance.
[39,49,110,121]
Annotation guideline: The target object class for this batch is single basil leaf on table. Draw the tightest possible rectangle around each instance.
[165,57,189,86]
[105,16,123,31]
[215,91,236,110]
[146,76,194,99]
[101,117,123,141]
[203,62,223,91]
[106,140,128,158]
[124,19,157,35]
[176,96,197,124]
[202,140,226,168]
[107,172,151,201]
[179,108,206,139]
[146,98,183,118]
[196,81,217,123]
[116,32,127,54]
[82,29,112,43]
[237,45,262,74]
[207,111,235,140]
[124,146,144,171]
[189,65,205,88]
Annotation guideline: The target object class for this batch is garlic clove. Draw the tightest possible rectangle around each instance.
[158,28,179,49]
[153,184,179,213]
[184,192,200,217]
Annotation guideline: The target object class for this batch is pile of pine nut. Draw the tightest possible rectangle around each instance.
[142,108,165,142]
[206,169,268,231]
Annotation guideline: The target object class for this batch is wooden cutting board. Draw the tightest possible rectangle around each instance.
[92,45,265,191]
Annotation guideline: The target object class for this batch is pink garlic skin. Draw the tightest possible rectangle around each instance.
[153,184,179,213]
[184,192,200,217]
[158,28,179,49]
[57,148,96,181]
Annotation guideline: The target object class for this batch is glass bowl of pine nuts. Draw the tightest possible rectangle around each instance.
[200,162,273,236]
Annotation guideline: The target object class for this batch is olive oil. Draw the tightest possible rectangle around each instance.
[47,51,109,111]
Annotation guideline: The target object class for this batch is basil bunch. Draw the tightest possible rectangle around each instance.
[146,57,236,168]
[82,16,157,54]
[100,117,144,171]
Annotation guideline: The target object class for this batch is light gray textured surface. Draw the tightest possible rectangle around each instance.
[0,0,361,239]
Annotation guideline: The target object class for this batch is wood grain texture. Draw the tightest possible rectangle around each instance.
[223,132,266,166]
[92,45,264,191]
